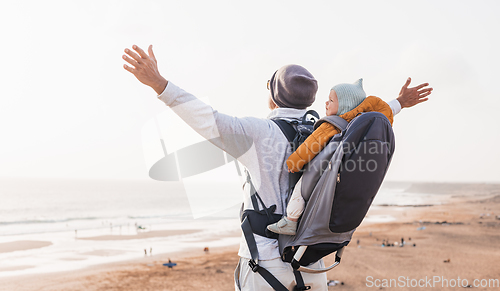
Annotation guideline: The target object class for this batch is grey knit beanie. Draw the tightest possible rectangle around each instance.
[332,78,366,116]
[269,64,317,109]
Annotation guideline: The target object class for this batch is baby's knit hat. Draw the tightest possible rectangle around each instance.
[269,64,317,109]
[332,78,366,116]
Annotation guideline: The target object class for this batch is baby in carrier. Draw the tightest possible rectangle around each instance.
[268,79,394,235]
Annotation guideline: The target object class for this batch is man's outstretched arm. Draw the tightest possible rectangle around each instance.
[122,44,271,168]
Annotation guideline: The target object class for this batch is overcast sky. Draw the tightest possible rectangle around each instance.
[1,0,499,183]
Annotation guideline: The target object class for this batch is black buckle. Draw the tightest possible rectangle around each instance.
[248,259,260,272]
[293,286,311,291]
[291,259,301,270]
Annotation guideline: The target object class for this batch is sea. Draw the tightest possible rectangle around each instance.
[0,178,464,277]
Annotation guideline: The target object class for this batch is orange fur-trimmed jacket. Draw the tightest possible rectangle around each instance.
[286,96,394,173]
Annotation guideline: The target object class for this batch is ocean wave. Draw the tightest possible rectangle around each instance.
[0,216,107,225]
[127,214,166,219]
[127,214,189,219]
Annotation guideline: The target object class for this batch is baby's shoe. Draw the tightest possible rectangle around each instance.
[267,217,297,235]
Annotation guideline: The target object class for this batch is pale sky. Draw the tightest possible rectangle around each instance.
[1,0,499,182]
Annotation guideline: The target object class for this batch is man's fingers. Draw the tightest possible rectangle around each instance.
[417,87,433,95]
[412,83,430,90]
[122,55,138,67]
[418,87,433,92]
[123,64,136,74]
[133,45,149,59]
[148,45,156,62]
[125,48,143,63]
[417,97,429,104]
[420,91,432,98]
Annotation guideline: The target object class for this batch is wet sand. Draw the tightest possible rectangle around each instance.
[0,240,52,254]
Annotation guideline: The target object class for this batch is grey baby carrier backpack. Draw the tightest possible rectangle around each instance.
[241,112,395,290]
[279,111,395,275]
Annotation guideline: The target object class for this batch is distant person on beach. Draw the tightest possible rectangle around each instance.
[122,44,432,291]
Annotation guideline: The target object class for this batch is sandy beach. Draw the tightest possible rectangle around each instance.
[1,183,499,290]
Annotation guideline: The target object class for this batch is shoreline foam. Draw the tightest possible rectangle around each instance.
[77,229,201,241]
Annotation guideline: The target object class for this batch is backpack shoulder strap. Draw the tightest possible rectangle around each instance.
[314,115,348,132]
[272,119,297,143]
[271,119,305,202]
